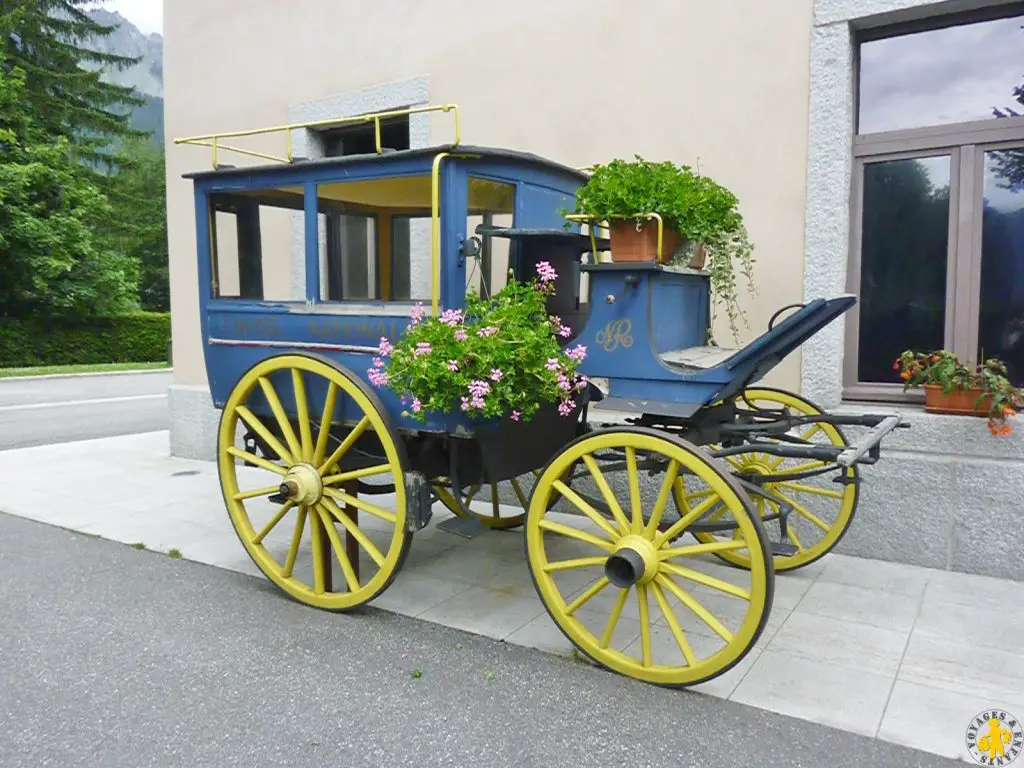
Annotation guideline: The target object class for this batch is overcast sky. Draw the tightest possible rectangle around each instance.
[94,0,163,36]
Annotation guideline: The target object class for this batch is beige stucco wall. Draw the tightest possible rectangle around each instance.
[165,0,815,392]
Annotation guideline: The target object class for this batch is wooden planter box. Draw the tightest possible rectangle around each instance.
[923,384,991,417]
[608,219,707,268]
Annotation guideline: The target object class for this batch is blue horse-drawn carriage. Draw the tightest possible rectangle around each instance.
[176,105,904,687]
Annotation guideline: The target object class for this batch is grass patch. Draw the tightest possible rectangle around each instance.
[0,361,169,378]
[130,542,146,550]
[411,667,423,679]
[167,548,182,559]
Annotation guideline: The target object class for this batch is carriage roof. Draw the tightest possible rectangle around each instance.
[181,144,590,185]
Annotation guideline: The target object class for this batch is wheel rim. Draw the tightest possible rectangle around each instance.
[691,387,858,572]
[433,466,576,530]
[526,428,773,688]
[217,354,410,610]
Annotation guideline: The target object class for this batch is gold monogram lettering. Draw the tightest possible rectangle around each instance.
[595,318,633,353]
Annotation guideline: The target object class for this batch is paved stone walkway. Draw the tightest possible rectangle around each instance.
[2,431,1021,764]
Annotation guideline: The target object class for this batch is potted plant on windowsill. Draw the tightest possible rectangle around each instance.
[367,263,589,467]
[895,349,1023,435]
[563,155,756,342]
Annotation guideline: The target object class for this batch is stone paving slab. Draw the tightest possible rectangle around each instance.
[2,430,1022,763]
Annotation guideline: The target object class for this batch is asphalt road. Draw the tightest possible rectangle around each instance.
[0,512,960,768]
[0,371,172,450]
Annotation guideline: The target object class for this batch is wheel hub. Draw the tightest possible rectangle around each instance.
[604,535,658,588]
[279,463,324,505]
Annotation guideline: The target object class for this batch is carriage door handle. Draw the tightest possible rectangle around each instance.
[605,274,639,304]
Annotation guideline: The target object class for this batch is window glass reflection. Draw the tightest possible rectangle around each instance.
[857,156,951,382]
[978,148,1024,384]
[858,14,1024,134]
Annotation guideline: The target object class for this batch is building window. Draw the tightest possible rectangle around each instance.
[845,10,1024,399]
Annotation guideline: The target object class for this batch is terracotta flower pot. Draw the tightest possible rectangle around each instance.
[923,384,991,417]
[609,219,681,264]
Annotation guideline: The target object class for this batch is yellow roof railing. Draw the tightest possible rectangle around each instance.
[174,103,461,169]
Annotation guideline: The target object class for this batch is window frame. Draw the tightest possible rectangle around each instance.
[844,8,1024,402]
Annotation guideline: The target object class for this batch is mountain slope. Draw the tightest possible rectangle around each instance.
[83,7,164,143]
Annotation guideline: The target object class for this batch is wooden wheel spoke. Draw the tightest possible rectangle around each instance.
[322,487,397,524]
[510,477,530,508]
[235,407,294,466]
[292,369,314,461]
[800,423,824,442]
[599,586,630,649]
[779,460,826,475]
[322,464,393,486]
[253,501,295,544]
[538,519,615,553]
[258,376,303,460]
[656,574,734,643]
[581,455,631,534]
[542,556,608,573]
[233,485,281,501]
[313,381,339,466]
[310,508,328,594]
[320,498,386,566]
[773,489,831,532]
[565,577,610,615]
[281,505,308,578]
[227,446,288,476]
[314,505,360,592]
[660,561,751,600]
[655,493,720,547]
[625,447,643,533]
[319,415,370,474]
[651,582,697,666]
[659,539,749,559]
[551,479,620,541]
[644,460,680,537]
[774,481,844,500]
[637,584,652,668]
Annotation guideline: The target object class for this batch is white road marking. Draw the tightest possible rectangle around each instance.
[0,394,167,412]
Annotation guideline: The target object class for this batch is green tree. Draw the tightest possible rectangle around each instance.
[105,136,169,311]
[0,55,138,318]
[0,0,146,171]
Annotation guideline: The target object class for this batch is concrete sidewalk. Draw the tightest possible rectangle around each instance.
[1,430,1021,764]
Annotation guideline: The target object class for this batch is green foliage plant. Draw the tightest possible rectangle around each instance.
[371,264,587,424]
[896,349,1024,435]
[565,155,756,342]
[0,312,170,367]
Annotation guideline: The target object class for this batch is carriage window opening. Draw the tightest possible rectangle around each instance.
[465,177,515,299]
[209,188,305,302]
[315,174,433,303]
[391,215,432,302]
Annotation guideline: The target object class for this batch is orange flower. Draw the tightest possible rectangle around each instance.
[900,370,910,380]
[1004,405,1015,417]
[892,361,899,371]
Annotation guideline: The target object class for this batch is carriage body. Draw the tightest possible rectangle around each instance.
[178,106,909,692]
[187,144,589,441]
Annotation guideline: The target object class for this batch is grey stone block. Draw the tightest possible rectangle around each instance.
[169,384,221,461]
[831,452,954,570]
[951,460,1024,581]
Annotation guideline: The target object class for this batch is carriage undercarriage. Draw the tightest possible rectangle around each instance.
[220,353,903,688]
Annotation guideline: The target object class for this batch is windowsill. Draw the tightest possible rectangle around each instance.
[835,398,1024,461]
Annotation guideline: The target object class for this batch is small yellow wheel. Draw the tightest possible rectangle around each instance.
[526,427,773,688]
[217,353,411,611]
[689,387,858,572]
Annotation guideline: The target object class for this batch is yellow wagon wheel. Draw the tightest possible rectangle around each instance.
[689,387,858,572]
[217,353,411,611]
[526,427,773,688]
[432,466,575,530]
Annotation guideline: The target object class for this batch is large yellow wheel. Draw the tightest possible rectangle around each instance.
[217,353,411,611]
[690,387,858,572]
[432,467,575,530]
[526,427,773,688]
